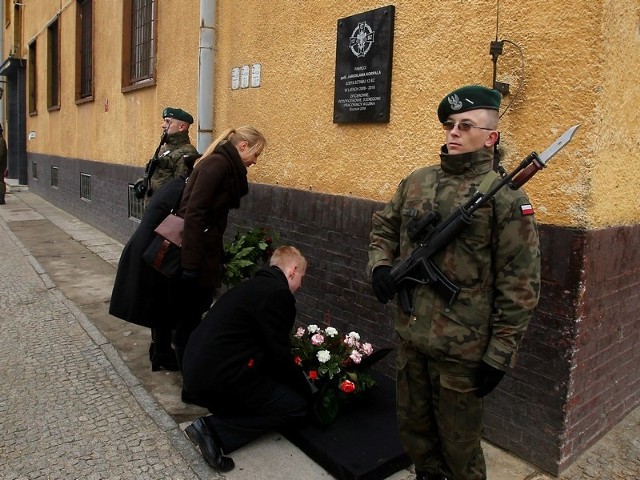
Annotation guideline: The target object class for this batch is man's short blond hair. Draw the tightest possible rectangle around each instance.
[269,246,307,270]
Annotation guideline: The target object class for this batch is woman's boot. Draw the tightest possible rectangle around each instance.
[150,328,179,371]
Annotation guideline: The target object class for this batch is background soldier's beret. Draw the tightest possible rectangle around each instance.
[437,85,502,123]
[162,107,194,124]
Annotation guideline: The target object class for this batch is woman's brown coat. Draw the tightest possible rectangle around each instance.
[177,141,248,288]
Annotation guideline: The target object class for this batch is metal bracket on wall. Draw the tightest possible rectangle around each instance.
[490,40,510,96]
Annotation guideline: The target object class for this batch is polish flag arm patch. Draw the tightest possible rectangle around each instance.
[520,204,535,216]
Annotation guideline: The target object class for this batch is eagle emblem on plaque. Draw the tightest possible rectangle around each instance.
[349,22,375,58]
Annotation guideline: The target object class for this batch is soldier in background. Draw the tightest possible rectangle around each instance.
[143,107,200,208]
[0,123,7,205]
[367,85,541,480]
[141,107,199,369]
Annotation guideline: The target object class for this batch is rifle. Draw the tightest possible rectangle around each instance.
[389,125,580,315]
[134,129,168,199]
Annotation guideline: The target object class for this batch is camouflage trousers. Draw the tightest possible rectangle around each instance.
[396,343,486,480]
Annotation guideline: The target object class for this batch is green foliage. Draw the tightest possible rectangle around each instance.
[222,227,278,287]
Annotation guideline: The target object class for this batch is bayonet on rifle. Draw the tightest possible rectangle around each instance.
[510,125,580,189]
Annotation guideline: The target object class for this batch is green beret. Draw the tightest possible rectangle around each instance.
[162,107,194,124]
[437,85,501,123]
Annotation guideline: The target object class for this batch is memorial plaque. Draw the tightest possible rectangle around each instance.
[333,6,395,123]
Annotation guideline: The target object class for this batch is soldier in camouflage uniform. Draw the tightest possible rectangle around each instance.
[143,107,200,209]
[367,85,541,480]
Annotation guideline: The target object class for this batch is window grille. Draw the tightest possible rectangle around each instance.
[28,41,37,115]
[129,0,154,83]
[128,184,144,220]
[77,0,93,99]
[51,166,59,188]
[47,17,60,109]
[80,173,91,201]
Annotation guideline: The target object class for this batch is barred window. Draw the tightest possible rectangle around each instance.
[32,162,38,180]
[51,166,59,188]
[4,0,10,28]
[76,0,93,101]
[128,184,144,221]
[122,0,156,91]
[80,173,92,201]
[12,2,22,55]
[47,17,61,110]
[28,40,37,115]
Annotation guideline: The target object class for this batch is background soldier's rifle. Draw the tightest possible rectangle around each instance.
[134,129,168,199]
[390,125,580,315]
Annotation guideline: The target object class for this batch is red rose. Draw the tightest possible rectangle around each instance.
[294,356,302,365]
[309,370,318,380]
[339,380,356,393]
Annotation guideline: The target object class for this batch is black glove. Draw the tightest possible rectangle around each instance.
[371,266,397,304]
[475,362,506,398]
[133,178,148,199]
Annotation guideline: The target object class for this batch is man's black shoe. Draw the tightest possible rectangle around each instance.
[185,417,234,472]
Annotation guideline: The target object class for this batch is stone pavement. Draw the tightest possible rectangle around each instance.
[1,187,639,480]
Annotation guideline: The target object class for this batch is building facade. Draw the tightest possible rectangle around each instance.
[2,0,639,474]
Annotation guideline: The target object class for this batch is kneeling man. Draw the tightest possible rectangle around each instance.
[182,245,312,472]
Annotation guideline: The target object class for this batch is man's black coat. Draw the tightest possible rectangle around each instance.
[182,266,309,409]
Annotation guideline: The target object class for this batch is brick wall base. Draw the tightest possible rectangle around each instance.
[25,154,640,475]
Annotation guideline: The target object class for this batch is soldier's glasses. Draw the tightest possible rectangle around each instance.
[442,121,494,132]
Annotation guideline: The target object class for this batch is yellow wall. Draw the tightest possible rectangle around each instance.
[8,1,640,228]
[590,1,640,227]
[18,0,200,165]
[213,0,618,227]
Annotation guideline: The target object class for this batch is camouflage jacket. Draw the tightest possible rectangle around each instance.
[148,131,199,197]
[368,148,541,370]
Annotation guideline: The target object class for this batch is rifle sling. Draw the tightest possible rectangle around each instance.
[478,170,499,195]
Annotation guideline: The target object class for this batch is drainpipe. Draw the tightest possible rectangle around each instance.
[198,0,216,153]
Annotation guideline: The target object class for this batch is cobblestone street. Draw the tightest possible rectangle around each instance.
[0,195,210,479]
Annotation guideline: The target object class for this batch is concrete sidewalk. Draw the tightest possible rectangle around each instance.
[1,188,638,479]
